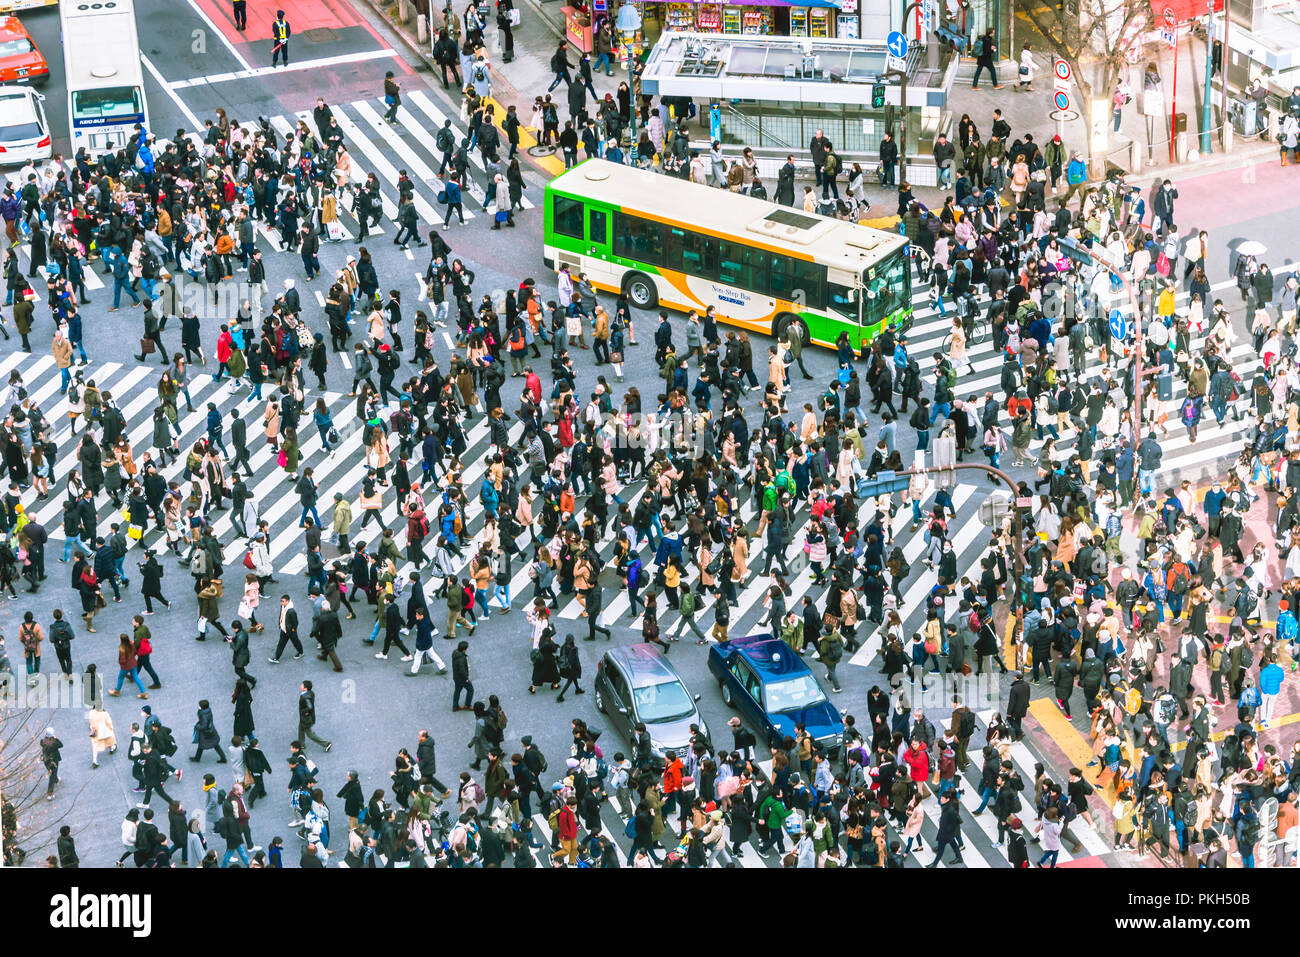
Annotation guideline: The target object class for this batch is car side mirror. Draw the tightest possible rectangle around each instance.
[616,705,628,714]
[693,693,701,702]
[34,92,45,102]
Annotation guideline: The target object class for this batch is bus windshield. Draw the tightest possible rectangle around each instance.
[72,86,142,122]
[862,249,909,327]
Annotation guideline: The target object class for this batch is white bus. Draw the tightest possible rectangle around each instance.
[61,0,149,152]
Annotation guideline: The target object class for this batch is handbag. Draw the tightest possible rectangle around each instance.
[508,7,520,24]
[609,350,623,364]
[196,615,207,636]
[277,448,288,468]
[94,592,107,610]
[495,210,508,224]
[140,336,155,355]
[127,525,143,541]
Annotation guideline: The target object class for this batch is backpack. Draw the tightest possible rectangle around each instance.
[1122,685,1142,716]
[679,589,695,617]
[436,127,455,153]
[972,37,985,57]
[473,781,486,804]
[417,516,430,538]
[67,382,80,405]
[943,363,957,389]
[1208,646,1225,672]
[152,725,177,757]
[1157,696,1176,725]
[474,65,488,84]
[958,709,976,739]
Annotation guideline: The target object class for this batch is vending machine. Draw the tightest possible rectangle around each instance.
[836,0,857,37]
[789,6,808,35]
[722,5,742,33]
[696,1,722,30]
[664,1,694,29]
[741,7,771,33]
[809,7,829,35]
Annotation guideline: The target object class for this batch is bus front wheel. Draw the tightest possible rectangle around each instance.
[774,313,809,348]
[623,273,658,310]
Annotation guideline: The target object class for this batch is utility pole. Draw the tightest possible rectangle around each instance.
[1200,0,1214,155]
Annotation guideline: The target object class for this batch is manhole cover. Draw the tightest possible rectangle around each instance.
[527,145,556,157]
[303,27,336,42]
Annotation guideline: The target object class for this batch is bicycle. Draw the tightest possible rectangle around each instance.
[941,294,990,351]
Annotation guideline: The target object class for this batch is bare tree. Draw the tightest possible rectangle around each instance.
[1,704,83,866]
[1020,0,1153,166]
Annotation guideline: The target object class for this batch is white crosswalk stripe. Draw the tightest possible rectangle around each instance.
[896,267,1265,485]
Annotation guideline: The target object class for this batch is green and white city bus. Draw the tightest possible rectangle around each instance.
[543,159,912,350]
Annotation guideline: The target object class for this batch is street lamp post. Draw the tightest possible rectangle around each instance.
[1200,0,1215,155]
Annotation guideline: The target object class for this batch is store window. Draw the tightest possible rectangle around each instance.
[553,195,584,239]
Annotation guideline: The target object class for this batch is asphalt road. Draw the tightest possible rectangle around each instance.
[2,0,1295,867]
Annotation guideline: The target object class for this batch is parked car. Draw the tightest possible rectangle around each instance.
[0,85,48,164]
[0,17,48,84]
[594,643,709,762]
[708,632,844,753]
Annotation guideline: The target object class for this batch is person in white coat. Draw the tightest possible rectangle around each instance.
[491,173,514,230]
[1017,44,1035,91]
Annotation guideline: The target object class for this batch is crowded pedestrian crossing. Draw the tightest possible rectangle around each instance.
[402,708,1113,869]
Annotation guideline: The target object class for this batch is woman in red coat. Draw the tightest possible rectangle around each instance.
[902,739,931,796]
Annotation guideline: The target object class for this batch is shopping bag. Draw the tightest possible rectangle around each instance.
[508,7,520,24]
[140,337,155,355]
[127,525,143,540]
[326,220,344,242]
[196,616,207,636]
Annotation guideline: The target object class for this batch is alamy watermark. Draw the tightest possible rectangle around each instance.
[0,671,102,710]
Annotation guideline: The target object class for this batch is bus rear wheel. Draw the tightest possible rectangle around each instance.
[623,272,657,310]
[774,313,809,348]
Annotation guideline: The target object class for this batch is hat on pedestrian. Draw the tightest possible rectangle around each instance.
[1008,815,1023,830]
[709,809,724,822]
[1281,600,1289,611]
[45,726,55,736]
[727,717,741,728]
[566,757,580,768]
[1052,134,1062,143]
[521,735,533,746]
[704,802,716,812]
[141,706,152,715]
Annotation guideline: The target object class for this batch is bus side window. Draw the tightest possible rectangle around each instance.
[553,195,584,239]
[718,240,748,288]
[767,253,792,301]
[588,209,608,247]
[701,236,719,279]
[791,259,825,309]
[613,213,664,266]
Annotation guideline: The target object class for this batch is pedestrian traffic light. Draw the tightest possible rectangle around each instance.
[872,83,886,108]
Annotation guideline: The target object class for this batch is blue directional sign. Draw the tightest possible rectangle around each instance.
[1109,308,1127,341]
[886,31,909,59]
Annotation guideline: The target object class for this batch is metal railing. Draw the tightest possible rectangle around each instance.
[720,104,796,152]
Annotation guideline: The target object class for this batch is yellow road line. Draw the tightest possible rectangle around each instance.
[1169,709,1300,753]
[485,97,565,177]
[1210,614,1277,628]
[1028,699,1115,807]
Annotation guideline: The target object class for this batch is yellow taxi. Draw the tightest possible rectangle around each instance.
[0,16,48,84]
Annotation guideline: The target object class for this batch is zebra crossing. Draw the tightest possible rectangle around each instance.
[502,706,1113,868]
[897,262,1274,486]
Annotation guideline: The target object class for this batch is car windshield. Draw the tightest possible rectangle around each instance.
[764,674,828,713]
[0,39,33,57]
[633,680,694,723]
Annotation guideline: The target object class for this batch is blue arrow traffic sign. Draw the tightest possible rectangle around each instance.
[886,31,908,59]
[1109,308,1127,340]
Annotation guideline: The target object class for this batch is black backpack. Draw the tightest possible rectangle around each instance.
[152,726,177,757]
[959,709,976,739]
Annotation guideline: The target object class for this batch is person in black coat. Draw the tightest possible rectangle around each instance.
[1006,672,1031,740]
[336,770,365,829]
[556,634,583,702]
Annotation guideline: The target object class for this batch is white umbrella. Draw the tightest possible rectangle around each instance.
[1237,240,1267,257]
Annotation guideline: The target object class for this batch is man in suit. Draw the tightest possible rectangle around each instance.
[230,407,253,477]
[297,680,333,751]
[269,595,303,663]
